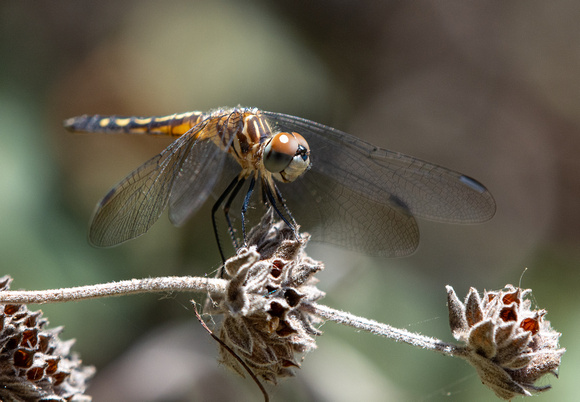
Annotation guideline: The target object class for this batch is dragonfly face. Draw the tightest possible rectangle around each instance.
[65,107,496,259]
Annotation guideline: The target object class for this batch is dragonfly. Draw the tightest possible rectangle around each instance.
[64,107,496,261]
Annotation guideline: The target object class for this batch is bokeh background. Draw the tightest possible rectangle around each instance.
[1,1,578,401]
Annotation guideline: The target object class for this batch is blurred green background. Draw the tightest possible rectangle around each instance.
[1,1,578,401]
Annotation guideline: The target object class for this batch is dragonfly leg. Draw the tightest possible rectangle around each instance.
[273,183,298,230]
[222,176,247,248]
[240,176,257,246]
[263,180,294,232]
[212,175,244,265]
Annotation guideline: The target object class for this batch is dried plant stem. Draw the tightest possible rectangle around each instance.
[301,301,469,358]
[0,275,467,360]
[0,276,227,304]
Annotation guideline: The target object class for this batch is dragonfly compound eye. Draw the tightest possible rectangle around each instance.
[264,132,310,183]
[291,132,310,158]
[264,132,300,173]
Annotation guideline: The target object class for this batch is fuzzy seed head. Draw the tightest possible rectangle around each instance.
[205,211,325,383]
[0,276,95,401]
[447,284,564,399]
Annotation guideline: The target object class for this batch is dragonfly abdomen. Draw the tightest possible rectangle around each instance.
[64,111,206,136]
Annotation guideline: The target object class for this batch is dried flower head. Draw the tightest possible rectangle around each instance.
[0,276,95,402]
[205,211,325,383]
[447,284,564,399]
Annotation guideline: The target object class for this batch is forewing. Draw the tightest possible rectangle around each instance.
[168,123,233,226]
[264,111,496,223]
[89,130,200,247]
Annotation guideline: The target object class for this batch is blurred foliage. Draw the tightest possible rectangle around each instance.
[1,1,579,401]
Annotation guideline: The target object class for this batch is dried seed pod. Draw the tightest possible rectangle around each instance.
[206,211,325,383]
[0,276,95,401]
[447,284,564,399]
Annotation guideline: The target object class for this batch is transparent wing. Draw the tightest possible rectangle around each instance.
[264,111,496,224]
[281,168,420,257]
[89,120,220,247]
[168,123,234,226]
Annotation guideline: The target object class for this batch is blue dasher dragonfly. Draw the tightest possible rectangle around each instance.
[64,107,496,260]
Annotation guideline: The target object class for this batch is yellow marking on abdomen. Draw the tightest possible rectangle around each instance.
[170,123,192,135]
[114,118,131,127]
[65,111,206,136]
[98,117,111,127]
[126,126,148,133]
[146,112,205,136]
[152,115,173,123]
[174,112,191,119]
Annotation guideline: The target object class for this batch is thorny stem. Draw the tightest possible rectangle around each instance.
[301,301,470,359]
[0,276,227,304]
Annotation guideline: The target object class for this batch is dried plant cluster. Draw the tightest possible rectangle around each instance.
[0,276,94,401]
[205,212,325,383]
[0,209,565,400]
[447,284,564,399]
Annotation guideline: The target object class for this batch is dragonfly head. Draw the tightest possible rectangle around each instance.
[264,132,310,182]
